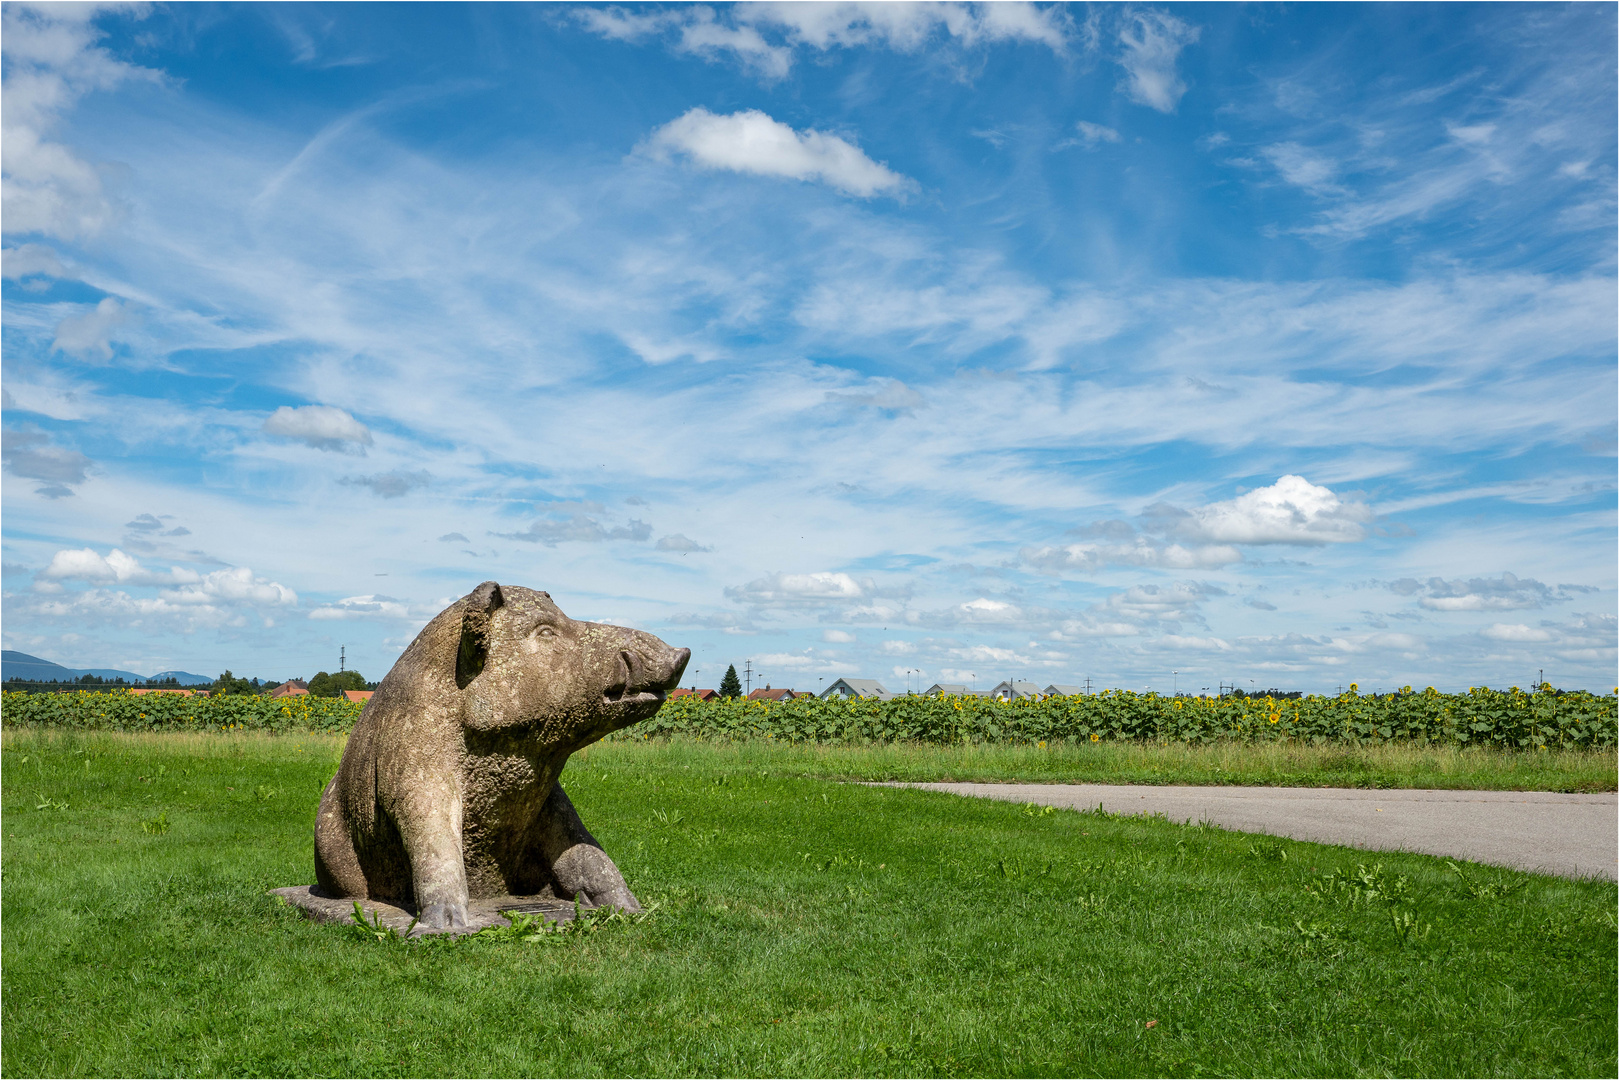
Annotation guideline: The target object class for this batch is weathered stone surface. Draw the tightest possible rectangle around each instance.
[270,885,578,937]
[295,582,687,930]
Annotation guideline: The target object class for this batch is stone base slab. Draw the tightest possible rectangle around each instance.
[269,885,581,937]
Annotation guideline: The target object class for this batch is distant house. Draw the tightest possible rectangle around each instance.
[269,680,309,699]
[670,688,718,702]
[1043,684,1084,697]
[923,683,968,697]
[821,678,891,700]
[989,680,1042,701]
[747,686,807,701]
[343,690,374,703]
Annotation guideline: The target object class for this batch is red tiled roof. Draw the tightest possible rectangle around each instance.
[670,688,718,701]
[343,690,374,702]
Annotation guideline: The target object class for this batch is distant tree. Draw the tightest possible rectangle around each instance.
[212,670,255,696]
[307,670,367,697]
[719,664,742,699]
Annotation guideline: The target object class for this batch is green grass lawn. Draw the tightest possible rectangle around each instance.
[4,730,1615,1078]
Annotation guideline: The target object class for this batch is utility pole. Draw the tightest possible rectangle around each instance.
[339,646,345,674]
[1083,676,1092,696]
[1173,670,1178,696]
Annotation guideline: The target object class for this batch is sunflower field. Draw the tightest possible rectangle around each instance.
[5,683,1613,749]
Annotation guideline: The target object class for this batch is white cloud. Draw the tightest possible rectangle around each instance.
[656,533,712,553]
[1071,120,1121,148]
[496,515,652,546]
[1116,9,1199,112]
[1261,142,1342,195]
[577,2,1069,77]
[2,242,68,279]
[1099,581,1212,624]
[1446,122,1496,145]
[2,428,90,495]
[743,2,1069,53]
[42,547,153,584]
[1393,572,1563,612]
[643,108,914,199]
[1,3,161,240]
[822,628,856,643]
[51,297,129,360]
[1159,476,1373,545]
[1023,538,1241,573]
[262,405,373,452]
[308,594,415,620]
[37,548,294,609]
[574,6,791,77]
[1481,623,1554,642]
[340,470,432,498]
[726,571,868,606]
[163,566,297,607]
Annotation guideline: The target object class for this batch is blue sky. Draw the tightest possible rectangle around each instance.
[2,2,1614,694]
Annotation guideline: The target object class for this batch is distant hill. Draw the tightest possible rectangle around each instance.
[146,670,213,686]
[2,651,212,686]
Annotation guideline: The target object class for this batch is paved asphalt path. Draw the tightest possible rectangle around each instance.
[878,783,1618,880]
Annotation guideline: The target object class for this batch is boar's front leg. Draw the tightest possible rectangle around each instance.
[397,787,470,929]
[536,780,641,912]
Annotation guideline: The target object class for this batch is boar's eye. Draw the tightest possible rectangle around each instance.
[535,624,558,638]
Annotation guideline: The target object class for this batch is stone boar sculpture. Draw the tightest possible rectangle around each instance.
[314,582,688,929]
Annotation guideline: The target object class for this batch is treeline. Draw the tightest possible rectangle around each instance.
[7,669,376,697]
[3,685,1614,749]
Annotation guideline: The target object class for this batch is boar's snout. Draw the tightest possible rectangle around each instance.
[604,634,690,706]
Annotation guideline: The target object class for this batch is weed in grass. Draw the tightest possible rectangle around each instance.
[1447,860,1528,900]
[1248,840,1290,861]
[139,810,169,835]
[33,795,68,811]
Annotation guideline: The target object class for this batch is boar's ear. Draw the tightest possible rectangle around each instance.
[455,581,505,689]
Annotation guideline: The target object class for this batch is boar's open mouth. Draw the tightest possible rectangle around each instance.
[603,650,665,707]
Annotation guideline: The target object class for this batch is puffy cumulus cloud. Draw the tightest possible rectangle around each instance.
[1154,475,1373,545]
[822,629,856,643]
[1,427,90,496]
[263,405,373,452]
[162,566,296,607]
[496,515,652,546]
[340,470,432,498]
[41,547,191,586]
[656,533,713,553]
[1,3,161,240]
[1023,538,1241,574]
[1393,572,1566,612]
[1116,8,1199,113]
[642,108,915,199]
[308,594,416,621]
[726,571,869,607]
[51,297,129,360]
